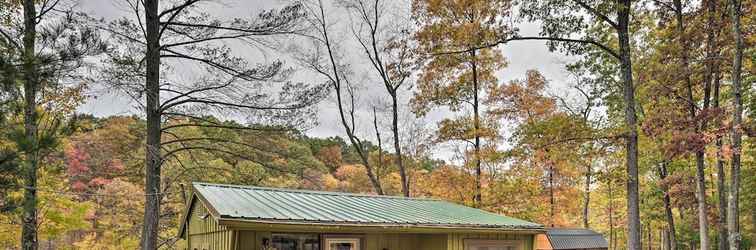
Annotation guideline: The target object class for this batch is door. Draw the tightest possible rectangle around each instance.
[324,238,360,250]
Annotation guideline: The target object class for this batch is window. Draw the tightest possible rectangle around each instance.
[271,233,320,250]
[324,238,360,250]
[464,239,522,250]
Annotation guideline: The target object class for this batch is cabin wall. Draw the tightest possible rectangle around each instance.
[534,233,553,250]
[417,234,449,250]
[186,200,235,250]
[233,230,534,250]
[364,233,447,250]
[236,231,266,250]
[447,232,534,250]
[234,231,444,250]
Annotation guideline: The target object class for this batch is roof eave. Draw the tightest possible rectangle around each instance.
[217,216,545,234]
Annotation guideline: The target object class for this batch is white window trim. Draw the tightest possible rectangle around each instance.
[324,238,361,250]
[464,239,524,250]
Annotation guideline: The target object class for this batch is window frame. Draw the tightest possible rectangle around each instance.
[270,232,321,250]
[321,234,365,250]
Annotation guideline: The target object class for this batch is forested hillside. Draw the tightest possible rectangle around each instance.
[1,0,753,249]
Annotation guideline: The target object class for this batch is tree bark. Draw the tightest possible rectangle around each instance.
[716,129,729,250]
[471,49,482,208]
[660,161,678,250]
[663,227,670,250]
[21,0,39,249]
[549,162,555,227]
[140,0,162,249]
[617,0,641,249]
[316,1,383,195]
[334,81,383,195]
[391,94,410,197]
[726,0,744,248]
[694,145,710,250]
[673,0,711,247]
[608,178,616,250]
[649,224,654,250]
[354,0,409,197]
[373,106,384,186]
[708,0,728,245]
[583,161,592,228]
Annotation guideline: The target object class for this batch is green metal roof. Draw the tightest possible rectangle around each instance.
[546,228,609,249]
[191,182,542,230]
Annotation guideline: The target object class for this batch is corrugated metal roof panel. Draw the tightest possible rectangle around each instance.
[192,182,542,229]
[546,228,609,249]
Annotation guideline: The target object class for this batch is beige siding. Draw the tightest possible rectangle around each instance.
[418,234,448,250]
[233,231,533,250]
[364,233,445,250]
[234,231,443,250]
[186,200,235,250]
[235,231,260,250]
[447,233,534,250]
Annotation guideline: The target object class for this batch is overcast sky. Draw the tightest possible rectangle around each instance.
[76,0,576,160]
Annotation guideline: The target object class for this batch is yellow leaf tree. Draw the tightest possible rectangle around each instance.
[411,0,513,207]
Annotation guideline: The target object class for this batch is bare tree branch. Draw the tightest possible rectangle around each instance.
[434,36,620,60]
[571,0,618,28]
[158,0,203,38]
[35,0,62,21]
[160,122,291,132]
[161,34,250,48]
[160,21,299,35]
[160,48,277,81]
[161,146,291,173]
[158,79,237,111]
[0,28,20,50]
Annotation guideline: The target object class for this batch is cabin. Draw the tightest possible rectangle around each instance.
[534,228,609,250]
[179,182,545,250]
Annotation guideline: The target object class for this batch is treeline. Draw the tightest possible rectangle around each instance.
[0,114,445,248]
[1,0,753,249]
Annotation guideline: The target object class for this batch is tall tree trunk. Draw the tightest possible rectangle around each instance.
[335,87,383,195]
[751,206,756,247]
[141,0,162,249]
[583,161,592,228]
[362,155,383,195]
[710,2,729,245]
[373,106,384,186]
[317,1,383,195]
[649,224,654,250]
[716,131,729,250]
[549,162,555,227]
[673,0,711,247]
[694,146,710,249]
[20,0,38,249]
[694,151,710,249]
[471,49,482,208]
[617,0,641,249]
[355,0,408,197]
[333,79,383,195]
[661,229,665,250]
[726,0,744,248]
[391,93,409,197]
[660,161,678,250]
[608,178,616,250]
[663,227,670,250]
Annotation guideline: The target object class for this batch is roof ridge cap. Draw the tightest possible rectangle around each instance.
[192,182,442,201]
